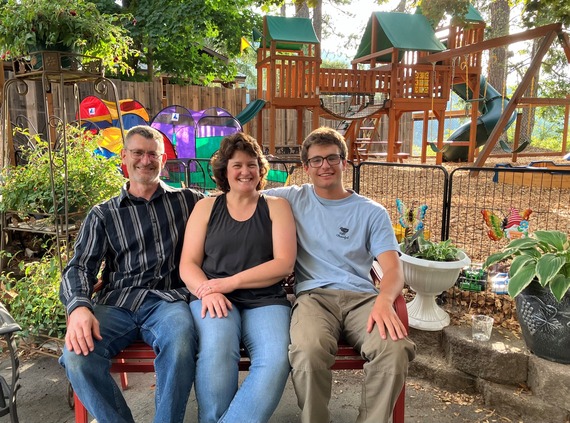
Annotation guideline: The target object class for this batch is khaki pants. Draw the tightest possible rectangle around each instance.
[289,288,416,423]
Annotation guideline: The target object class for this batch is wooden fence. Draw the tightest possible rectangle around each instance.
[1,70,413,156]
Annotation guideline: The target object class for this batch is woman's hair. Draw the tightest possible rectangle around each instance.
[301,127,348,164]
[211,132,269,193]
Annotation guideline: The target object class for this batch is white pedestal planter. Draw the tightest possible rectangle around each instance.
[400,251,470,331]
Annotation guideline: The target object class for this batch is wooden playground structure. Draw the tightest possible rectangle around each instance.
[254,12,570,165]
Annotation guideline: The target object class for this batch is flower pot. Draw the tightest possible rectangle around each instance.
[400,251,470,331]
[515,280,570,364]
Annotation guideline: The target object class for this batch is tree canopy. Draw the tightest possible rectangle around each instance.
[92,0,568,89]
[523,0,570,26]
[95,0,275,84]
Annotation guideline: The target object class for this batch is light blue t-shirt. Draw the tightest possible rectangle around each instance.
[264,184,399,295]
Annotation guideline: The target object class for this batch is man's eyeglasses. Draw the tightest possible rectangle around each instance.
[126,149,164,161]
[306,154,344,168]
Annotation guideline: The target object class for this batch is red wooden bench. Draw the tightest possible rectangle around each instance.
[73,267,408,423]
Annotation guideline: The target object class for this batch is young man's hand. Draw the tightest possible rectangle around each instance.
[367,295,408,341]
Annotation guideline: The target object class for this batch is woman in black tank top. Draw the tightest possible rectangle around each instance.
[180,133,297,423]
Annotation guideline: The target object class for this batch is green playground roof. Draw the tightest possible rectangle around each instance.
[263,16,320,50]
[463,5,485,22]
[414,4,485,27]
[354,12,446,62]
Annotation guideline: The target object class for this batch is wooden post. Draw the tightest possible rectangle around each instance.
[269,105,276,154]
[467,74,480,162]
[420,110,429,163]
[512,112,523,163]
[297,107,304,147]
[563,95,569,156]
[434,109,445,165]
[387,106,397,163]
[387,49,400,162]
[311,105,320,131]
[256,102,263,147]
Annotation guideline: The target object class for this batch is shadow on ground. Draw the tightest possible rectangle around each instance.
[1,345,528,423]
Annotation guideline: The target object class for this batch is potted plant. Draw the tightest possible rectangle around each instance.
[484,230,570,363]
[400,230,471,331]
[0,0,133,73]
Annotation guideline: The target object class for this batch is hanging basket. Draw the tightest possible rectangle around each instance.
[12,51,103,80]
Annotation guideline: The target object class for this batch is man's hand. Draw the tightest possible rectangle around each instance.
[200,293,233,319]
[65,306,102,356]
[366,295,408,341]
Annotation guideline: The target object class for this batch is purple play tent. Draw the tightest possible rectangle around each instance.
[150,105,242,159]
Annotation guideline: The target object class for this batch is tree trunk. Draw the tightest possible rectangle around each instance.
[520,39,539,146]
[486,0,509,95]
[313,0,322,41]
[486,0,510,144]
[394,0,407,12]
[295,1,310,18]
[147,45,154,80]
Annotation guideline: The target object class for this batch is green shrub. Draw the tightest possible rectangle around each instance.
[0,125,125,340]
[0,126,124,216]
[2,250,67,339]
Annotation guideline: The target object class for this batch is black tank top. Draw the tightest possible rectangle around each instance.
[199,194,289,309]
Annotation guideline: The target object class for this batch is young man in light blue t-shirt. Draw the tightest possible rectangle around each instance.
[265,127,416,423]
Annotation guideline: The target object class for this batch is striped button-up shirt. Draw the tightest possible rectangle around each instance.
[60,181,204,315]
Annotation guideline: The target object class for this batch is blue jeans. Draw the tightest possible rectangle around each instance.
[60,295,196,423]
[190,301,291,423]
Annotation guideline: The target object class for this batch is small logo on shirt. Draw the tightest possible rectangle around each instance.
[337,227,349,239]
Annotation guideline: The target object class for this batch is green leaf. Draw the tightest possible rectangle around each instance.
[509,255,536,277]
[550,274,570,302]
[507,261,536,298]
[518,247,542,259]
[483,251,511,269]
[536,253,565,286]
[504,237,539,250]
[534,230,567,251]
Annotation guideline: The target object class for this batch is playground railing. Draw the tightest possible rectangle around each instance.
[319,68,390,95]
[259,55,320,106]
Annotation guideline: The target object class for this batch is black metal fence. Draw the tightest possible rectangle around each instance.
[447,166,570,264]
[164,158,570,265]
[357,163,448,245]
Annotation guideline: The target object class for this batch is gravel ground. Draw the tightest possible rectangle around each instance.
[1,348,527,423]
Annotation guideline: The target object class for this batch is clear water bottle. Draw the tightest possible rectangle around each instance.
[490,273,509,295]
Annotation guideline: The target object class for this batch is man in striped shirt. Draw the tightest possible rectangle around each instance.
[59,126,203,423]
